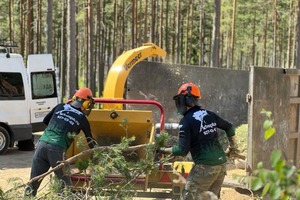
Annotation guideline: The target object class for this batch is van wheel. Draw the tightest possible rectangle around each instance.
[0,126,10,155]
[18,135,35,151]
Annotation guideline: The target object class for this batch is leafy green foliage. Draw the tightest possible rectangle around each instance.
[260,109,276,140]
[0,178,25,199]
[75,158,90,172]
[155,131,170,149]
[249,109,300,200]
[89,136,158,199]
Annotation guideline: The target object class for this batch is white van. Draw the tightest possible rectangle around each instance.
[0,48,58,155]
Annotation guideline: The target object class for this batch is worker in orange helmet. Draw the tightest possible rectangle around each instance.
[24,87,97,197]
[160,82,238,199]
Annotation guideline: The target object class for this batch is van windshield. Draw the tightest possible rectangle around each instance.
[31,71,57,99]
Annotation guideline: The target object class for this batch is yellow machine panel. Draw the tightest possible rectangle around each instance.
[66,109,155,160]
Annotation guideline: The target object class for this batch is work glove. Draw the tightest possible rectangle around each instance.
[227,136,241,158]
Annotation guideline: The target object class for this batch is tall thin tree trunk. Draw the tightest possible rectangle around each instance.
[176,0,181,64]
[287,0,294,68]
[113,0,117,59]
[121,0,125,52]
[87,0,94,91]
[190,0,194,64]
[165,0,169,53]
[67,0,76,98]
[131,0,137,48]
[251,10,256,67]
[172,10,176,63]
[150,0,156,44]
[263,10,268,66]
[159,0,163,50]
[97,0,105,96]
[136,1,141,45]
[292,4,297,68]
[184,1,191,65]
[20,0,25,56]
[46,0,53,53]
[295,0,300,68]
[211,0,220,68]
[227,0,237,69]
[199,0,204,66]
[26,0,34,55]
[37,0,42,53]
[9,0,12,42]
[60,0,67,101]
[144,0,148,43]
[273,0,278,67]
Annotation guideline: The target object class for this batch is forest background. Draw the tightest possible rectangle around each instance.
[0,0,300,101]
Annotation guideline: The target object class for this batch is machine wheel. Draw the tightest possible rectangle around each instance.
[18,135,35,151]
[0,126,10,155]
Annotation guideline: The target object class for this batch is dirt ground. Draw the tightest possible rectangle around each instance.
[0,133,256,200]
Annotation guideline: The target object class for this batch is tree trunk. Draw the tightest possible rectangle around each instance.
[227,0,237,69]
[172,10,176,63]
[9,0,12,42]
[97,0,105,97]
[286,0,294,68]
[87,0,95,92]
[263,10,269,66]
[251,10,256,67]
[176,0,181,64]
[26,0,34,55]
[37,0,42,53]
[273,0,278,67]
[120,0,125,52]
[20,0,25,57]
[296,0,300,69]
[67,0,77,98]
[60,0,67,101]
[150,0,156,45]
[113,0,117,60]
[46,0,53,53]
[144,0,148,43]
[159,0,163,51]
[199,0,204,66]
[184,1,191,65]
[211,0,220,68]
[132,0,137,48]
[165,0,169,54]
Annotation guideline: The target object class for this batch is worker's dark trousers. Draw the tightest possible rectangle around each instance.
[25,141,71,196]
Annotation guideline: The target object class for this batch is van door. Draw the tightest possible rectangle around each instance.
[27,54,58,132]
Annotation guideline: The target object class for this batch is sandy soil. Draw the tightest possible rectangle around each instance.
[0,133,256,200]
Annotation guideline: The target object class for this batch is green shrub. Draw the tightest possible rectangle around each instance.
[235,124,248,154]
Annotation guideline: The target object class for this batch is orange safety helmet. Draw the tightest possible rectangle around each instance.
[173,83,201,115]
[73,87,93,100]
[72,87,93,110]
[176,82,201,98]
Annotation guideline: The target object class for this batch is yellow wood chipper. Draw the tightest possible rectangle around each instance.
[66,43,194,199]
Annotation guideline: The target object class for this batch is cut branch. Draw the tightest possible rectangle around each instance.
[24,143,148,186]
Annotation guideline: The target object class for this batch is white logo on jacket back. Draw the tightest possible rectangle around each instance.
[193,110,217,135]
